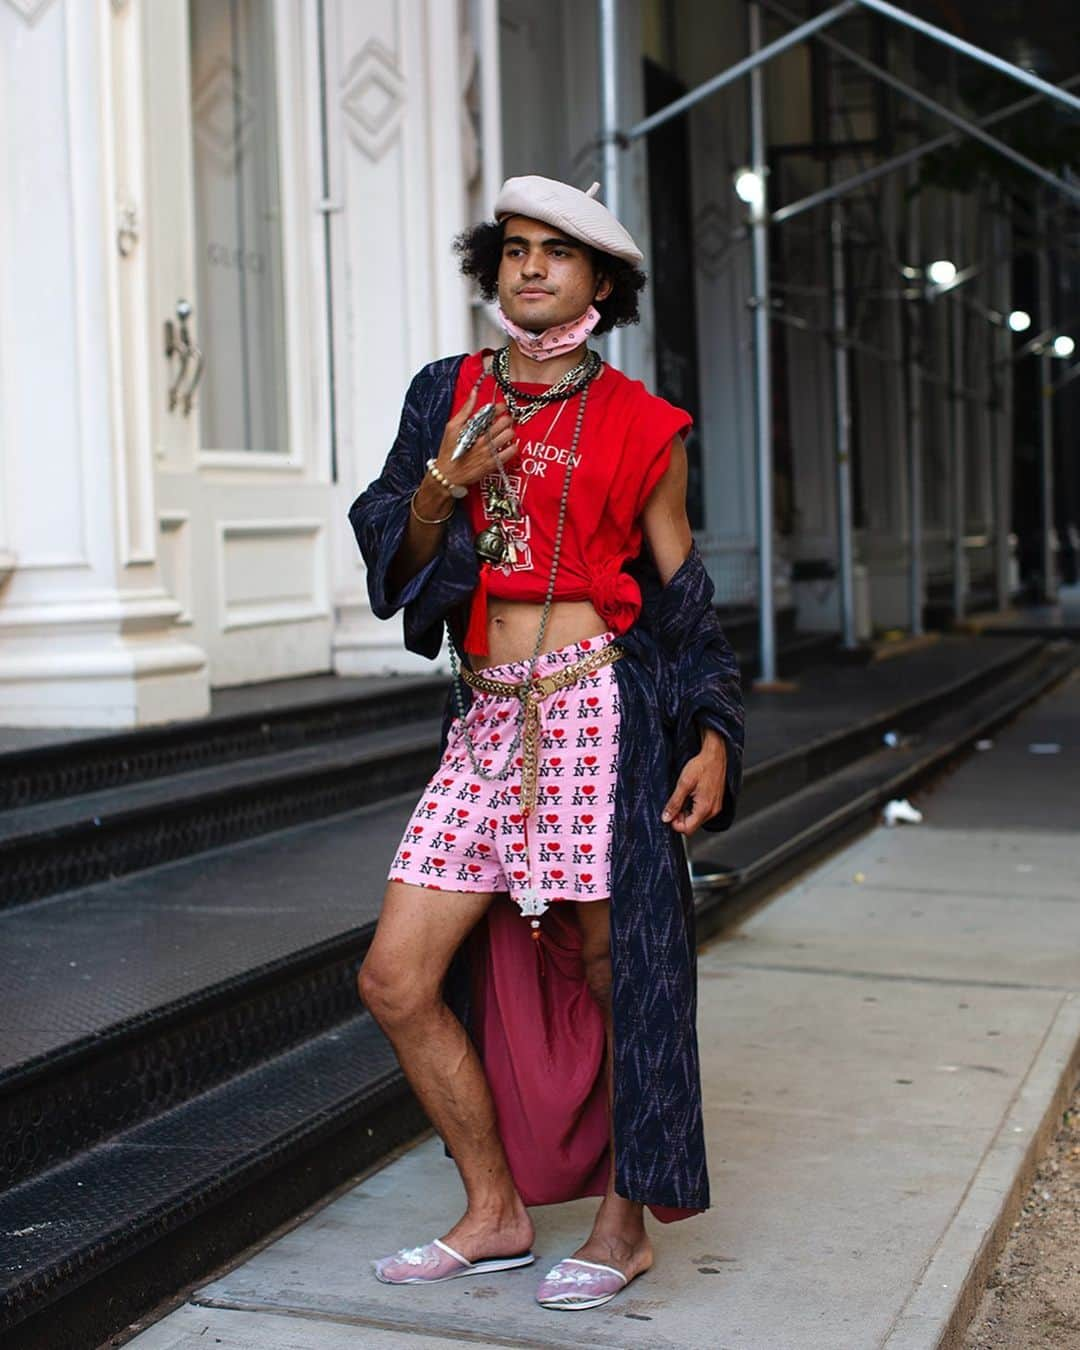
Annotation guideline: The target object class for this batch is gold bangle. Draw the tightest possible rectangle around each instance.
[410,488,453,526]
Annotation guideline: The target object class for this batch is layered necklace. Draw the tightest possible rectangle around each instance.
[444,343,603,789]
[473,344,600,569]
[491,343,601,424]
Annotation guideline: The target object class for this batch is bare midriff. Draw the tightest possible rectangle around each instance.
[469,596,611,672]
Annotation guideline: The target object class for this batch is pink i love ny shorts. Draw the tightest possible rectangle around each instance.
[387,631,621,907]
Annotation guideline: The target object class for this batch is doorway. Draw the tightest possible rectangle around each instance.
[143,0,333,687]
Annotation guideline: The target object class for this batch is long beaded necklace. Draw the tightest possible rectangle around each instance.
[444,352,599,788]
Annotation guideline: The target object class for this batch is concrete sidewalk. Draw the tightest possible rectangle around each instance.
[121,667,1080,1350]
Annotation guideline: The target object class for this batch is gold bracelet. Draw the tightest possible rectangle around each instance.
[410,488,454,526]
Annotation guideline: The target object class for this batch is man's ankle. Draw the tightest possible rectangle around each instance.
[589,1222,647,1245]
[596,1193,644,1219]
[463,1195,529,1224]
[589,1201,646,1240]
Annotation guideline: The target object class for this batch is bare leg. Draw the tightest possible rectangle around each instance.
[572,899,654,1282]
[358,880,533,1261]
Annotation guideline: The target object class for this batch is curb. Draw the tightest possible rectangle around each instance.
[882,994,1080,1349]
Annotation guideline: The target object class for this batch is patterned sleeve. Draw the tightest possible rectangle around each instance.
[651,543,745,833]
[346,358,479,659]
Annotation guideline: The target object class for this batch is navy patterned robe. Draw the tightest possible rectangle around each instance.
[348,355,745,1215]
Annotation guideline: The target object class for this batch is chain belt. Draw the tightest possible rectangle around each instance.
[457,642,624,817]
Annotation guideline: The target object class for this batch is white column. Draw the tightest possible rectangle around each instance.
[0,0,209,727]
[326,0,472,676]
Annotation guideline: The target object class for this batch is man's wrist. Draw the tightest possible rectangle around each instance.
[698,724,728,756]
[426,458,468,499]
[415,475,454,516]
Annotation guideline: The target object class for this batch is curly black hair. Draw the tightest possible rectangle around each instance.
[452,219,646,335]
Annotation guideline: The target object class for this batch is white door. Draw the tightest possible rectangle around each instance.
[143,0,334,686]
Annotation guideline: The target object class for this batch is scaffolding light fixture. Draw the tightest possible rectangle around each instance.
[734,167,765,207]
[1052,335,1075,359]
[1008,309,1032,333]
[927,259,957,286]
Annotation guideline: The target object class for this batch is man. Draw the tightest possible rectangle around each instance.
[348,175,744,1311]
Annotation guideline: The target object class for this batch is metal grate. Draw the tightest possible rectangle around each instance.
[0,683,447,812]
[1,944,371,1191]
[0,746,436,908]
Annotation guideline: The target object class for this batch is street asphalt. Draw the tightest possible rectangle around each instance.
[118,666,1080,1350]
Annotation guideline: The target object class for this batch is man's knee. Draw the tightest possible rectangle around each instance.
[357,955,438,1030]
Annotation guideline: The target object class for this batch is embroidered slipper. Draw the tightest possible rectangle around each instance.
[372,1237,535,1285]
[535,1256,632,1310]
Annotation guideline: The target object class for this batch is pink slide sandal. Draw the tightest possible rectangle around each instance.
[372,1237,535,1285]
[535,1256,632,1309]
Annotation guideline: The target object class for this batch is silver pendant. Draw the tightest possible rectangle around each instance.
[517,887,549,919]
[475,525,508,565]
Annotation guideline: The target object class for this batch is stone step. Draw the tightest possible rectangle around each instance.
[0,673,449,812]
[0,722,443,909]
[0,1008,425,1350]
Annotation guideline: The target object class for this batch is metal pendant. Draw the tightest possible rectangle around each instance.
[475,525,508,565]
[485,482,520,520]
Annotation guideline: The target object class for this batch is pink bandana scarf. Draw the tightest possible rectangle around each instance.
[496,303,601,362]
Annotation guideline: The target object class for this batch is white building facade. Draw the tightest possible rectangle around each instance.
[0,0,1011,727]
[2,0,488,726]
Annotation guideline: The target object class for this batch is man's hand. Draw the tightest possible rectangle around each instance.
[434,385,518,492]
[661,728,728,836]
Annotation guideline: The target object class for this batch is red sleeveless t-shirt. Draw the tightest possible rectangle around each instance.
[451,350,693,656]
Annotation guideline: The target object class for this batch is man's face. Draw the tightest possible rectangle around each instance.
[497,215,613,333]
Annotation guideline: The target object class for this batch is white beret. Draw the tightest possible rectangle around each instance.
[494,174,644,267]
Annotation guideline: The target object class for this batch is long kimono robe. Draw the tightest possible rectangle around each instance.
[348,355,745,1218]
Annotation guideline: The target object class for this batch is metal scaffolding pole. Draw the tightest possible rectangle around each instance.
[989,191,1011,614]
[595,0,1076,659]
[772,73,1080,227]
[905,160,925,636]
[949,168,968,623]
[748,3,776,684]
[1010,320,1078,365]
[759,0,1080,209]
[987,337,1004,611]
[598,0,622,373]
[829,204,857,648]
[973,185,995,612]
[1003,307,1017,607]
[854,0,1080,116]
[999,348,1017,608]
[624,1,857,142]
[768,287,988,399]
[884,171,911,633]
[1036,197,1057,602]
